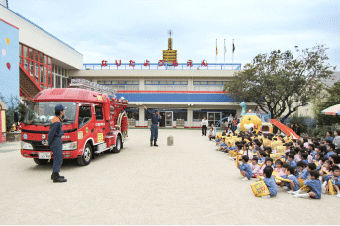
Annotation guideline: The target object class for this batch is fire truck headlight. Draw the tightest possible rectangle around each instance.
[62,141,77,150]
[21,141,33,150]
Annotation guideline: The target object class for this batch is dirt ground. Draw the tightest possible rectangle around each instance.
[0,129,338,225]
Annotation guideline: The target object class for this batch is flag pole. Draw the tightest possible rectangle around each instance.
[224,38,226,70]
[215,39,217,69]
[232,39,234,70]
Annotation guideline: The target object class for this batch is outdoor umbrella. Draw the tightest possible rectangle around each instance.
[321,104,340,115]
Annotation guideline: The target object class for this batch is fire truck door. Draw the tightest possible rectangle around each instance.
[94,105,105,143]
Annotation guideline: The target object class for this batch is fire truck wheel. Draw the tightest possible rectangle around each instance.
[112,136,122,153]
[77,143,92,166]
[33,158,49,165]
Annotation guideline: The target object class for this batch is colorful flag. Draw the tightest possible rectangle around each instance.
[224,39,226,55]
[216,39,218,55]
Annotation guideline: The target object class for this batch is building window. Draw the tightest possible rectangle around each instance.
[60,77,66,88]
[53,65,69,88]
[144,81,188,91]
[126,107,139,120]
[78,105,92,128]
[144,109,187,121]
[55,75,61,88]
[95,106,103,120]
[97,80,139,91]
[19,43,53,90]
[144,109,154,120]
[193,81,227,91]
[173,109,187,121]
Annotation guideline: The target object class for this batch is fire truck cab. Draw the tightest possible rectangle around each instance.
[21,79,128,166]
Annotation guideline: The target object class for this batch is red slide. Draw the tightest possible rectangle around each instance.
[271,119,300,139]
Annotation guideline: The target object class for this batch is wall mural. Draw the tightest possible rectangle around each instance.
[0,18,19,141]
[0,19,19,101]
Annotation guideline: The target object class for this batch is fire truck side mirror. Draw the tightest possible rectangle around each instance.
[14,112,19,123]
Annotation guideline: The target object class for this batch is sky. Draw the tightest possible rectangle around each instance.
[8,0,340,69]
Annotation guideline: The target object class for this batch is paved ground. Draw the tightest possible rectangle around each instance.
[0,129,338,225]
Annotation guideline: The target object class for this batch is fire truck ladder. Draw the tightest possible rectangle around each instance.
[69,78,117,98]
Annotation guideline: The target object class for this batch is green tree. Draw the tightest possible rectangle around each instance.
[0,94,29,131]
[19,100,29,122]
[224,44,335,119]
[313,81,340,126]
[0,94,18,131]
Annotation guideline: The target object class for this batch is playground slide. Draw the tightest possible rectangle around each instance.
[271,119,300,139]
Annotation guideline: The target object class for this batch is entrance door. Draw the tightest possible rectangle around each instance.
[165,111,173,127]
[159,111,173,127]
[207,112,221,127]
[207,112,214,127]
[159,112,165,127]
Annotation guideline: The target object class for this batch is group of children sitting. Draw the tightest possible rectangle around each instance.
[213,129,340,199]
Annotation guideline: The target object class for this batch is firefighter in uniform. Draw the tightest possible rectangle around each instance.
[48,104,67,183]
[143,105,161,147]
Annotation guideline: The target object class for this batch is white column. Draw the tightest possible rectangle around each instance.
[138,106,145,127]
[187,107,193,128]
[139,78,144,90]
[188,77,193,91]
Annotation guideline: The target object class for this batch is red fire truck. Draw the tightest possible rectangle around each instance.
[20,79,128,166]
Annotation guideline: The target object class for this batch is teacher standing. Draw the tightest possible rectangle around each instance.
[144,105,161,147]
[201,117,208,136]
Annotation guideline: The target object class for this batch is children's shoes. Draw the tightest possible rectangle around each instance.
[241,177,249,181]
[322,181,327,187]
[287,190,294,194]
[293,193,310,198]
[291,190,301,195]
[337,194,340,198]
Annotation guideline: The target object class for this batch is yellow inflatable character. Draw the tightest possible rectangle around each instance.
[240,113,262,133]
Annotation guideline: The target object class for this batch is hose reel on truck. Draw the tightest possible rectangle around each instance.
[117,111,128,140]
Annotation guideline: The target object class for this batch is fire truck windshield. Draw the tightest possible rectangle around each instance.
[23,102,77,125]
